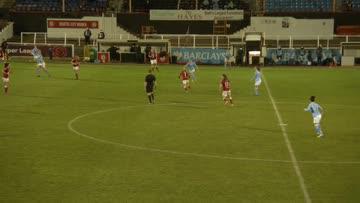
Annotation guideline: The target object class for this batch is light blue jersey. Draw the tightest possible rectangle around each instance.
[36,55,44,64]
[31,48,44,64]
[186,61,197,72]
[31,47,50,77]
[225,52,231,59]
[305,102,322,118]
[31,48,41,58]
[185,61,197,81]
[255,70,261,82]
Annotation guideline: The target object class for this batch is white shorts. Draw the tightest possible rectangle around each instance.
[38,62,46,68]
[182,80,189,86]
[313,115,322,124]
[222,90,232,100]
[73,66,79,71]
[225,56,235,63]
[255,79,262,86]
[150,59,157,65]
[2,77,9,83]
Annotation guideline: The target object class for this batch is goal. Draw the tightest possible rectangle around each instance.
[341,42,360,66]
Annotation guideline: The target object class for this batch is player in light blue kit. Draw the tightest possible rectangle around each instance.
[253,66,262,96]
[31,46,50,77]
[184,59,198,82]
[304,96,324,138]
[224,50,235,68]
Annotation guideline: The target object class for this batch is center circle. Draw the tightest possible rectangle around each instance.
[68,102,360,164]
[69,103,272,156]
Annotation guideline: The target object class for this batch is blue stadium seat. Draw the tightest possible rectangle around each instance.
[265,0,332,13]
[15,0,107,12]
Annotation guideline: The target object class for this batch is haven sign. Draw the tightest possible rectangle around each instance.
[150,10,244,21]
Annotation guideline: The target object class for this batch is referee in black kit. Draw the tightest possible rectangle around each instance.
[144,70,156,104]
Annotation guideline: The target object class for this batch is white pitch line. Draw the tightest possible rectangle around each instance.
[67,103,360,166]
[67,105,292,164]
[262,73,312,203]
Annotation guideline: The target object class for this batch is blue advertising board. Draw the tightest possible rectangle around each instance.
[172,48,228,64]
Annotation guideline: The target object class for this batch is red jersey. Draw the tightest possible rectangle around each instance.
[149,51,157,60]
[3,67,10,78]
[72,59,80,67]
[221,79,231,91]
[179,70,190,80]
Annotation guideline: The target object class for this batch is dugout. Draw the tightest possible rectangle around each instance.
[244,32,264,65]
[97,39,170,63]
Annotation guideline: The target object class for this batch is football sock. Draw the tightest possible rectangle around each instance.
[315,124,322,135]
[151,94,154,103]
[43,68,51,76]
[36,67,41,76]
[191,74,196,81]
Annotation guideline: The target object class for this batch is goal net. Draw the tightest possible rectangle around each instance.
[341,42,360,57]
[340,42,360,66]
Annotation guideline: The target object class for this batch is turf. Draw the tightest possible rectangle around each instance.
[0,61,359,202]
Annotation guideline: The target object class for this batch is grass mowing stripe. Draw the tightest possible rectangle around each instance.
[262,72,312,203]
[67,103,294,163]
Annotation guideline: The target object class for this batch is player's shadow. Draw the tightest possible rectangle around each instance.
[0,132,24,138]
[239,125,281,134]
[11,94,61,100]
[50,76,75,81]
[52,76,120,84]
[86,97,140,104]
[0,109,43,115]
[78,78,120,84]
[86,97,121,102]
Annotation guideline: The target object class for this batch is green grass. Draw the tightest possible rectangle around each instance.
[0,61,359,202]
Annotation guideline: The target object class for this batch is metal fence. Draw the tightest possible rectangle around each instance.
[20,32,360,50]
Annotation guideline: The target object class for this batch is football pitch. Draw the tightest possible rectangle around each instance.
[1,62,359,202]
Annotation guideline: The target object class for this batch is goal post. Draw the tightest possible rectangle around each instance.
[341,42,360,66]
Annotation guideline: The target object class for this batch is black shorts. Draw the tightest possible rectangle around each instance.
[146,85,154,93]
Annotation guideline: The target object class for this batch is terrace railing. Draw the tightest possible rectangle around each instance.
[144,33,360,49]
[20,32,360,50]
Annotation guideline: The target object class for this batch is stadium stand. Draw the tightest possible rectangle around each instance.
[152,0,179,9]
[343,0,360,11]
[179,0,196,9]
[0,20,9,30]
[197,0,249,10]
[15,0,60,11]
[132,0,178,12]
[14,0,108,12]
[120,0,249,12]
[265,0,333,13]
[0,0,16,8]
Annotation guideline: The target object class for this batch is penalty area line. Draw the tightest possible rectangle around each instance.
[262,73,312,203]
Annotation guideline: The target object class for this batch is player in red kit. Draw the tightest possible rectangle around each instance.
[2,62,10,94]
[71,56,80,80]
[179,67,190,92]
[149,48,159,72]
[219,74,233,106]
